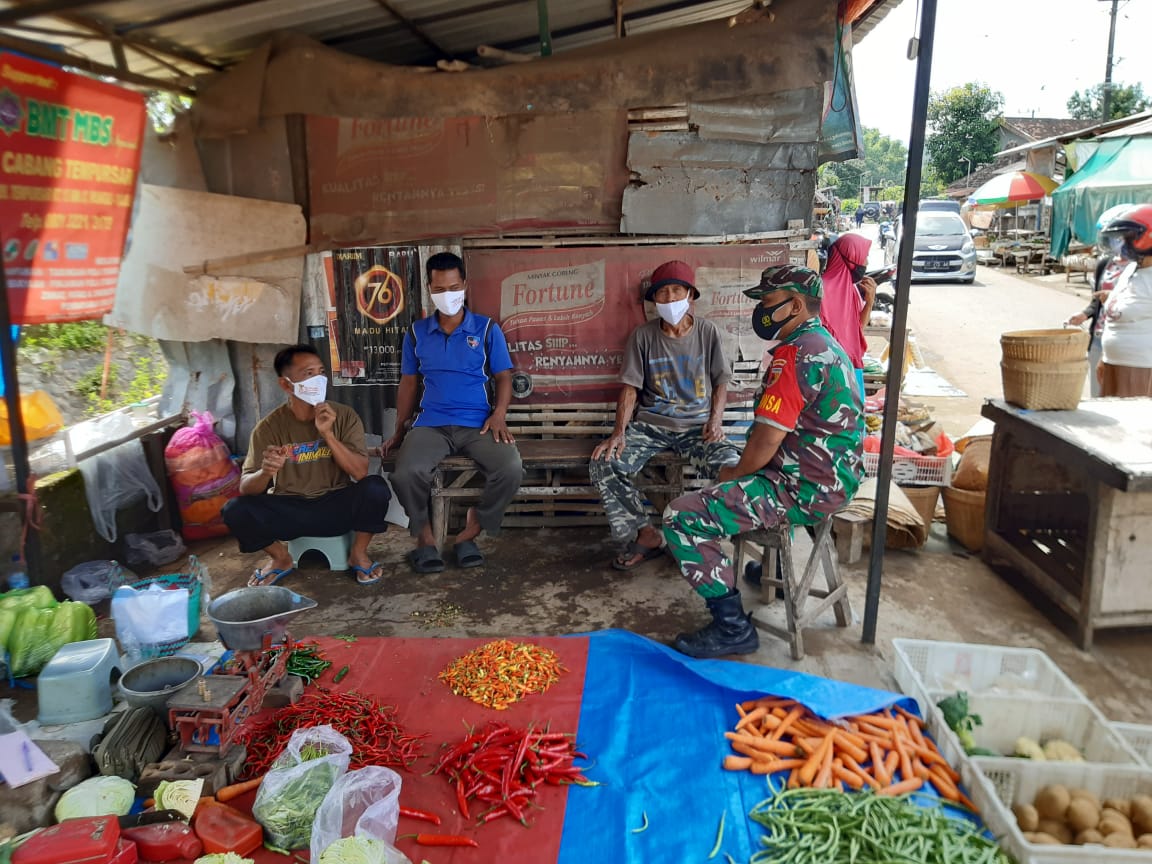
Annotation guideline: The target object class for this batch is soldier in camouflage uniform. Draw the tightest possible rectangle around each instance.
[662,264,864,659]
[590,260,741,570]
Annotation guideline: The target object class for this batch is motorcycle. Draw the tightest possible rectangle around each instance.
[862,266,897,315]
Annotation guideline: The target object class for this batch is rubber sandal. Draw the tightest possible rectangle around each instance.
[453,540,485,569]
[248,566,293,588]
[407,546,445,574]
[351,562,384,586]
[611,541,666,571]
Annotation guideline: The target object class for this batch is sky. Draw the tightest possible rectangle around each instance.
[852,0,1152,144]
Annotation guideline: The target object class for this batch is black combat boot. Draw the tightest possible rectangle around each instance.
[673,589,759,658]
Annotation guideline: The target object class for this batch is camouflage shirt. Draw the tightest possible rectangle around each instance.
[751,317,864,517]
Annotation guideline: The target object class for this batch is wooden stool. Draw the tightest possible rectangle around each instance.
[733,519,853,660]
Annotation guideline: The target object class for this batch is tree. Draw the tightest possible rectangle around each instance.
[818,127,908,201]
[1067,82,1151,122]
[925,83,1004,185]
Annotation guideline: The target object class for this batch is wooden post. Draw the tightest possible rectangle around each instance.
[537,0,553,56]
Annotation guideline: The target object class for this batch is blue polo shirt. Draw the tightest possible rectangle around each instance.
[401,308,514,428]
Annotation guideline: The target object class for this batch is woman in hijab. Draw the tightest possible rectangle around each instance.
[820,233,877,396]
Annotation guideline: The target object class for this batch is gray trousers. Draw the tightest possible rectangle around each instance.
[390,425,524,538]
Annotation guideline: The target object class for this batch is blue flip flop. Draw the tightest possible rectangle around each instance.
[352,562,384,586]
[249,566,293,587]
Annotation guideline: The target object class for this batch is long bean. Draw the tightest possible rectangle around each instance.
[748,786,1010,864]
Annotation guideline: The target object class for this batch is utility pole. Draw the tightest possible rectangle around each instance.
[1102,0,1119,122]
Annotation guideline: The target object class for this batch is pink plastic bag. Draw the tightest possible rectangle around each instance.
[164,412,240,541]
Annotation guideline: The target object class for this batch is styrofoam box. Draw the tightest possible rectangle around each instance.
[970,758,1152,863]
[892,638,1087,716]
[1112,723,1152,768]
[923,690,1143,770]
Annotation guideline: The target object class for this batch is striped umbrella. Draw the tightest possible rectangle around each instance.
[970,171,1059,208]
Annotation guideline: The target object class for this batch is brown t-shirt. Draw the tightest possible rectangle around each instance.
[241,403,367,498]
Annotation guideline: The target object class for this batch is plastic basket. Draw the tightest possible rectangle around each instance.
[970,758,1152,864]
[1111,722,1152,768]
[130,555,205,658]
[1000,328,1089,363]
[943,485,986,552]
[863,450,952,486]
[1002,359,1088,411]
[922,690,1142,769]
[892,639,1087,717]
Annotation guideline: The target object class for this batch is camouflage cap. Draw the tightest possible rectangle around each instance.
[743,264,823,300]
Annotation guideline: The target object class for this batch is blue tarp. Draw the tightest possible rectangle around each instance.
[559,630,912,864]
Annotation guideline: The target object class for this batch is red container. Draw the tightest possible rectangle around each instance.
[14,817,121,864]
[108,840,138,864]
[120,824,203,862]
[191,802,263,857]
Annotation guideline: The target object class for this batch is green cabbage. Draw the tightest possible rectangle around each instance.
[54,776,135,821]
[0,607,17,654]
[194,855,254,864]
[0,585,57,612]
[318,837,396,864]
[8,601,98,677]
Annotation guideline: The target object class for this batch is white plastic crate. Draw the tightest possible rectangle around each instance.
[892,638,1087,717]
[864,450,952,486]
[970,758,1152,864]
[922,690,1143,770]
[1111,723,1152,768]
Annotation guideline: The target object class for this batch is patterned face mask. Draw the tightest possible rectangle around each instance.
[752,297,798,341]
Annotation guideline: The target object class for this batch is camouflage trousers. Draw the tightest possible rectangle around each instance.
[589,421,740,545]
[662,474,811,598]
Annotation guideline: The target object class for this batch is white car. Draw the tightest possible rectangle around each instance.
[909,212,977,283]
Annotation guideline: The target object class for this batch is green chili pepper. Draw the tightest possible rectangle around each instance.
[708,811,725,859]
[333,664,350,683]
[631,811,649,834]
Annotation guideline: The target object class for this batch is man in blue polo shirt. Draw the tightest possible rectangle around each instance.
[384,252,524,573]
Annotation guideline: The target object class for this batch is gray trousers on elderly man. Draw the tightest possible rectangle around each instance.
[389,425,524,538]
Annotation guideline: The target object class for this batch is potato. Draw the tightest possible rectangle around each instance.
[1027,832,1064,845]
[1099,813,1134,837]
[1035,784,1071,821]
[1066,797,1101,832]
[1138,834,1152,849]
[1036,819,1074,844]
[1075,829,1104,845]
[1103,832,1138,849]
[1013,803,1040,832]
[1103,798,1132,818]
[1070,788,1101,810]
[1132,795,1152,833]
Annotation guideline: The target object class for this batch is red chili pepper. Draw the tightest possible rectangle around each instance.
[414,834,478,848]
[399,807,441,826]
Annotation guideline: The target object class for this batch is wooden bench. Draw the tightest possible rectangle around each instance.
[1061,253,1097,284]
[376,361,762,547]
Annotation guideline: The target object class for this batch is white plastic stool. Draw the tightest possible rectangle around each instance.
[287,532,354,570]
[38,638,120,725]
[733,518,852,660]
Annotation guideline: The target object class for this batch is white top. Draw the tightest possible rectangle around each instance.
[1101,263,1152,368]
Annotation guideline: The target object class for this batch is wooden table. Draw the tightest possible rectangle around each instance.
[981,399,1152,649]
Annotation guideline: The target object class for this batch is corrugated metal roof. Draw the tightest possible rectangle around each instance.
[0,0,903,92]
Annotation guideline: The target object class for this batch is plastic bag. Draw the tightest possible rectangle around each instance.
[164,412,241,541]
[252,726,352,852]
[8,601,97,678]
[111,582,189,661]
[310,767,406,863]
[0,390,63,445]
[72,412,163,543]
[61,560,132,604]
[125,530,187,569]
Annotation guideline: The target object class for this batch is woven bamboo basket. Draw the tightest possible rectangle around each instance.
[1001,358,1087,411]
[942,486,986,553]
[1000,328,1088,363]
[900,484,941,531]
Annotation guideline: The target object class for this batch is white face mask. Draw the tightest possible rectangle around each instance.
[289,374,327,406]
[431,290,466,317]
[656,298,691,326]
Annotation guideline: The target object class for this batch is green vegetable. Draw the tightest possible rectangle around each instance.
[317,836,394,864]
[749,786,1011,864]
[0,586,57,612]
[54,776,135,821]
[935,692,983,754]
[154,778,204,819]
[708,811,725,859]
[333,665,350,684]
[8,601,97,677]
[252,760,341,850]
[0,607,17,654]
[1014,736,1046,760]
[194,854,254,864]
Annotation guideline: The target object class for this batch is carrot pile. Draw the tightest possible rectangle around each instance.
[439,639,566,710]
[722,696,975,809]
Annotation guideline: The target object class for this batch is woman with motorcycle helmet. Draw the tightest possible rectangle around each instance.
[1097,203,1152,397]
[1066,203,1134,395]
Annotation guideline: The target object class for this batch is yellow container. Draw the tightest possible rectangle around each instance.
[0,390,64,445]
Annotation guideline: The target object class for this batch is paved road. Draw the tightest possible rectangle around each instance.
[846,224,1091,437]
